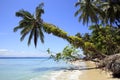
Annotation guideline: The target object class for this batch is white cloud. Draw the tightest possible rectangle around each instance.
[0,49,49,57]
[0,49,8,52]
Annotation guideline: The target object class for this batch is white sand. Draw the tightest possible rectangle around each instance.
[49,61,120,80]
[79,61,120,80]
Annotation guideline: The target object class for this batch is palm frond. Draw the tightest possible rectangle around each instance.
[20,31,29,41]
[75,2,80,7]
[19,19,30,26]
[20,25,33,35]
[35,3,44,19]
[75,3,85,17]
[74,9,81,17]
[16,9,33,20]
[14,2,46,47]
[13,26,23,32]
[38,26,44,43]
[34,28,39,47]
[28,29,34,46]
[75,0,100,25]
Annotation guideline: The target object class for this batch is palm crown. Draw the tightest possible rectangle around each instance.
[14,3,44,47]
[75,0,120,26]
[75,0,103,25]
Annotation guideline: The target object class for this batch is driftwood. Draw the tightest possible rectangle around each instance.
[98,54,120,78]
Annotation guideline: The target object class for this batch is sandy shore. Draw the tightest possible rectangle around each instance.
[50,61,120,80]
[79,61,120,80]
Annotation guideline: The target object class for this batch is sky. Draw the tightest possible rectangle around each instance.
[0,0,90,57]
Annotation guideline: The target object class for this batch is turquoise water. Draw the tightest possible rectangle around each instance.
[0,58,72,80]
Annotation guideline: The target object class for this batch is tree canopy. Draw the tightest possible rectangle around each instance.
[14,1,120,61]
[75,0,120,26]
[14,3,45,47]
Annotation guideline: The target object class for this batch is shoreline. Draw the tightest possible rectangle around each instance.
[49,61,120,80]
[50,70,82,80]
[49,60,84,80]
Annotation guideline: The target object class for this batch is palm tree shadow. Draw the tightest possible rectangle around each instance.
[67,66,98,71]
[32,67,68,72]
[32,66,98,73]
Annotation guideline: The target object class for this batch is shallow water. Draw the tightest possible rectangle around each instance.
[0,58,73,80]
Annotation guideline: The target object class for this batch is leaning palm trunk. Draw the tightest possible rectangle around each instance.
[99,54,120,78]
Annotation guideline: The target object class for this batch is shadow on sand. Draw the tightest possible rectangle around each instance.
[32,66,98,73]
[32,67,68,72]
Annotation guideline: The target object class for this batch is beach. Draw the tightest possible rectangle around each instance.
[79,61,120,80]
[49,61,84,80]
[0,58,120,80]
[49,61,120,80]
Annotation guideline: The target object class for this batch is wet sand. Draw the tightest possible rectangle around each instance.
[50,61,120,80]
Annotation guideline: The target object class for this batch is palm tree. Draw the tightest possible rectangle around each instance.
[101,0,120,26]
[13,3,44,47]
[75,0,120,26]
[74,0,104,25]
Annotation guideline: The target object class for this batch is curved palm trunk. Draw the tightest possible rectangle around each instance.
[42,22,105,60]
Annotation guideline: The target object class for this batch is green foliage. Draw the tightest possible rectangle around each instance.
[75,0,120,26]
[89,25,120,55]
[75,0,103,25]
[43,23,68,39]
[14,3,45,47]
[75,33,82,38]
[14,1,120,61]
[84,42,95,50]
[47,45,81,62]
[67,36,84,48]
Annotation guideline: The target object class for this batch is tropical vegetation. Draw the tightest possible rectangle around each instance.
[14,0,120,78]
[47,45,81,62]
[14,3,45,47]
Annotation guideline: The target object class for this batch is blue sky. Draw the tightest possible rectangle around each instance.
[0,0,90,57]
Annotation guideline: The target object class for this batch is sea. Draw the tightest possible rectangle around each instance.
[0,57,79,80]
